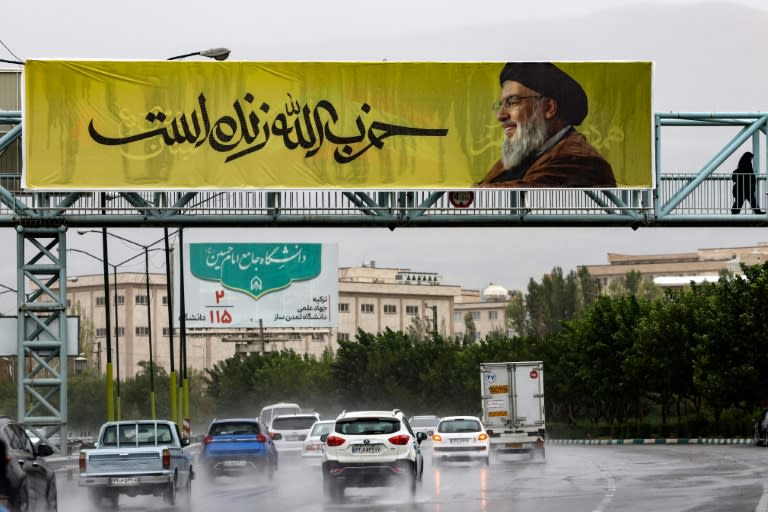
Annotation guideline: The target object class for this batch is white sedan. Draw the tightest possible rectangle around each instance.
[301,420,334,459]
[431,416,490,466]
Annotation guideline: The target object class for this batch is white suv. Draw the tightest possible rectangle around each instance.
[321,409,427,502]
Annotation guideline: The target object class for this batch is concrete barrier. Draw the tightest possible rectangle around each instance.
[547,438,753,445]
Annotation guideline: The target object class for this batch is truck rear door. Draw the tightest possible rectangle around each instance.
[512,363,545,427]
[480,364,512,428]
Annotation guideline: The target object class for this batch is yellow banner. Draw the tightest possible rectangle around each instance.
[23,61,651,190]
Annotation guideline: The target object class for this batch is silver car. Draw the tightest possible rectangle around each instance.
[408,415,441,437]
[301,420,334,459]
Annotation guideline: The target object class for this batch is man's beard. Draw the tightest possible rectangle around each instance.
[501,107,549,170]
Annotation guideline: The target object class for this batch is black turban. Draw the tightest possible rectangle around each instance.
[499,62,588,126]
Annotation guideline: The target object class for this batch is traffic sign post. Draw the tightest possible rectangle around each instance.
[448,191,475,208]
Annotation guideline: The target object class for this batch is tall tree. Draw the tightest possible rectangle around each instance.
[463,312,478,345]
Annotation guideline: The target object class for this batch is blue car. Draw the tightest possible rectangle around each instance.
[201,418,279,480]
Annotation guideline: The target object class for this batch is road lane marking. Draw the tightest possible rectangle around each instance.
[591,464,616,512]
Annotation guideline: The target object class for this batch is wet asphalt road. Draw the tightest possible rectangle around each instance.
[55,443,768,512]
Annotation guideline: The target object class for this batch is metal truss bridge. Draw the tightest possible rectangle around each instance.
[3,111,768,229]
[2,109,767,452]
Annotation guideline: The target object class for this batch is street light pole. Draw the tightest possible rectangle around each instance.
[178,228,189,440]
[160,48,230,431]
[164,228,177,425]
[101,223,115,421]
[69,247,144,422]
[144,247,156,419]
[112,265,121,421]
[78,229,165,420]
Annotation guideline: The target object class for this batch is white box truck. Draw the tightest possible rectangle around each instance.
[480,361,546,459]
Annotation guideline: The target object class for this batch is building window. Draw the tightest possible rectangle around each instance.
[383,305,397,314]
[288,333,302,340]
[406,305,419,315]
[66,298,72,308]
[361,303,374,313]
[162,296,168,305]
[339,303,350,313]
[96,327,125,337]
[455,312,463,322]
[99,295,125,306]
[472,312,481,321]
[163,327,172,337]
[311,333,325,341]
[135,326,150,336]
[136,295,149,305]
[489,311,498,320]
[338,333,350,342]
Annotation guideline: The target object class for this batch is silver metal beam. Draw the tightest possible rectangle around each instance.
[16,227,68,454]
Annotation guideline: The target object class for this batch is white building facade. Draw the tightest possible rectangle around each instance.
[65,264,508,378]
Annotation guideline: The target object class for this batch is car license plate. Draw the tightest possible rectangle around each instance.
[287,435,303,441]
[110,477,139,485]
[450,438,470,444]
[351,444,383,454]
[505,442,523,448]
[223,460,247,466]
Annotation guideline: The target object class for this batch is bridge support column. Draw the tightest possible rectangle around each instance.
[16,226,69,454]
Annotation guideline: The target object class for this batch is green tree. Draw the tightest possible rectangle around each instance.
[463,312,478,345]
[506,290,527,337]
[606,270,663,301]
[68,370,106,431]
[525,266,582,337]
[72,300,97,364]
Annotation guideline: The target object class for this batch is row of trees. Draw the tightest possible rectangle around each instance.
[196,263,768,437]
[3,263,766,438]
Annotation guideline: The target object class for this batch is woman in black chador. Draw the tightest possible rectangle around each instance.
[732,151,765,214]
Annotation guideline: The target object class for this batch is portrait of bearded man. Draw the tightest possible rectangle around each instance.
[477,62,616,188]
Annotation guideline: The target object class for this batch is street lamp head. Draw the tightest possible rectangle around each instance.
[76,229,91,235]
[200,48,231,61]
[167,48,231,61]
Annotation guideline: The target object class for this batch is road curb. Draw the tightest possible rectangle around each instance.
[548,438,753,445]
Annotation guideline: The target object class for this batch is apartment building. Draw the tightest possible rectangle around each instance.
[64,263,493,377]
[582,243,768,289]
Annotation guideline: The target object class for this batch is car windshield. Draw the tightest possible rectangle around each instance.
[310,422,334,436]
[271,416,317,430]
[336,418,399,435]
[102,423,174,446]
[411,417,440,428]
[210,422,260,436]
[438,419,482,433]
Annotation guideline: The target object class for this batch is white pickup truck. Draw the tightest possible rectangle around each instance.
[78,420,194,507]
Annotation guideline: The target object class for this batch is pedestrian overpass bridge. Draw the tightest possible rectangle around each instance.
[2,109,767,452]
[2,111,768,228]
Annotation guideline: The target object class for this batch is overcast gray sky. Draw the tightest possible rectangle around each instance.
[2,0,768,312]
